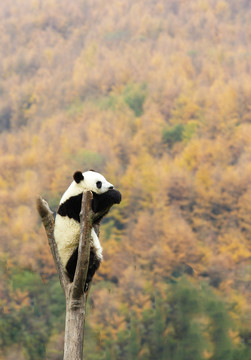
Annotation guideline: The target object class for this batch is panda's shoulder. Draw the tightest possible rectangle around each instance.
[58,193,83,222]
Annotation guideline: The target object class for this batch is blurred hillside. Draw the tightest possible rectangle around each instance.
[0,0,250,359]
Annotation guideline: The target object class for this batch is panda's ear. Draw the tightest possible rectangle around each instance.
[73,171,84,184]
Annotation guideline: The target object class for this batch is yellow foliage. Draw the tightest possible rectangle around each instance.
[203,349,213,359]
[0,176,8,190]
[0,0,250,352]
[218,231,251,264]
[216,1,229,15]
[11,206,34,237]
[11,289,30,310]
[196,166,213,191]
[228,329,241,345]
[179,139,201,170]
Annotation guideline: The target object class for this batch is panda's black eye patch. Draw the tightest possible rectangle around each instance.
[96,181,102,189]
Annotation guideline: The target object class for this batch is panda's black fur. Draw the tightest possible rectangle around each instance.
[55,171,121,290]
[57,190,121,223]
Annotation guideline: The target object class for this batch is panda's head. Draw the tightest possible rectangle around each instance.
[73,170,114,194]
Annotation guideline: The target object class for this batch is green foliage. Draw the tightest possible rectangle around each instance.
[103,30,129,42]
[162,123,184,148]
[67,101,84,118]
[127,316,141,360]
[162,121,198,148]
[0,313,22,349]
[205,295,234,360]
[11,268,42,291]
[85,277,245,360]
[97,82,147,117]
[72,150,105,170]
[0,267,65,360]
[102,219,116,240]
[165,279,206,360]
[97,93,126,112]
[122,83,147,117]
[183,121,199,142]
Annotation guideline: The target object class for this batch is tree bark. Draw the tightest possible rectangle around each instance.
[36,191,95,360]
[36,196,69,293]
[63,292,88,360]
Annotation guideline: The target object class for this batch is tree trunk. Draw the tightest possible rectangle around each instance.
[36,192,94,360]
[36,188,121,359]
[63,292,88,360]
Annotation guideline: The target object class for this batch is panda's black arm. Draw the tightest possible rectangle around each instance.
[92,189,122,212]
[92,189,122,224]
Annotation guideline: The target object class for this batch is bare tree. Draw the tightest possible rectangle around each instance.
[36,191,96,360]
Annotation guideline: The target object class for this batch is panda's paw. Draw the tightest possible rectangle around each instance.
[95,247,103,261]
[91,228,103,261]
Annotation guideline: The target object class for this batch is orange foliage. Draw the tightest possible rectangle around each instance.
[0,0,250,353]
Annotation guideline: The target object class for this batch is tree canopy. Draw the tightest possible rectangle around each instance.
[0,0,250,359]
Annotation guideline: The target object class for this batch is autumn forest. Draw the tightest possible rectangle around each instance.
[0,0,250,359]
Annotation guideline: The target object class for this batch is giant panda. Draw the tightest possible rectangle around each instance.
[54,170,121,290]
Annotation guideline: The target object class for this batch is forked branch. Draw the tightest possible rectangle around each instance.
[36,196,69,293]
[36,191,94,298]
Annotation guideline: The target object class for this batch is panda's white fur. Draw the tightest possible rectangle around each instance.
[54,170,113,271]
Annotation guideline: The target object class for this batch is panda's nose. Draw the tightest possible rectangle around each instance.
[109,185,114,190]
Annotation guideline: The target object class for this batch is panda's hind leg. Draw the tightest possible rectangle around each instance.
[65,247,78,282]
[84,249,101,291]
[65,247,101,291]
